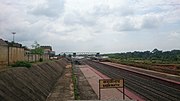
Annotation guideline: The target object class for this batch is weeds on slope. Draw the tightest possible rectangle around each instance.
[72,61,80,100]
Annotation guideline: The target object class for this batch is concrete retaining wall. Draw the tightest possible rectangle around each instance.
[24,54,50,63]
[0,46,8,66]
[9,47,25,64]
[0,58,69,101]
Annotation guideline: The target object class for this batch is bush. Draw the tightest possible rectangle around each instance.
[39,58,43,62]
[12,61,31,68]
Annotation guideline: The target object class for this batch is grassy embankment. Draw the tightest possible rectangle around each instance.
[107,58,180,76]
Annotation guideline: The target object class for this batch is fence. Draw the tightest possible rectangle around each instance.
[0,45,49,68]
[24,54,49,62]
[0,45,8,66]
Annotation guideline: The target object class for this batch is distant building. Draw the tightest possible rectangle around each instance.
[0,39,8,46]
[40,46,52,54]
[40,46,55,57]
[49,51,55,57]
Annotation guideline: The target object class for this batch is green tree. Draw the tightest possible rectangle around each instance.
[31,41,44,62]
[63,53,66,57]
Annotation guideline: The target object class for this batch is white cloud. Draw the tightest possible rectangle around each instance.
[63,11,96,27]
[0,0,180,53]
[30,0,65,17]
[113,12,164,31]
[168,32,180,39]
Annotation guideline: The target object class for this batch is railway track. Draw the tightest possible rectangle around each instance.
[81,60,180,101]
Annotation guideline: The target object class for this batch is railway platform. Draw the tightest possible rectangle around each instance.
[79,65,144,101]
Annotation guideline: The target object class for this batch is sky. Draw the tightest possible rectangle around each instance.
[0,0,180,54]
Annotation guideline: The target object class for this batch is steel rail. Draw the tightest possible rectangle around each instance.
[82,60,180,101]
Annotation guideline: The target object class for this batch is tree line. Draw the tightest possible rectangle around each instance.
[107,49,180,64]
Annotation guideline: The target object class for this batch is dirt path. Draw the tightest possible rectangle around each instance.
[46,65,74,101]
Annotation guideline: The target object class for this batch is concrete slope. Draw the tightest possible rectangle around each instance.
[0,59,69,101]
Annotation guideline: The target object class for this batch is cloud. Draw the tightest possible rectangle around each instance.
[92,4,111,16]
[63,11,96,27]
[91,1,134,17]
[113,13,163,31]
[30,0,65,17]
[168,32,180,39]
[0,0,180,53]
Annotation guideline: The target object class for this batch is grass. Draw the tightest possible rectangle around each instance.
[11,61,31,68]
[108,58,180,76]
[72,64,80,100]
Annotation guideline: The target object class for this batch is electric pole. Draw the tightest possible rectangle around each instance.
[12,32,16,43]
